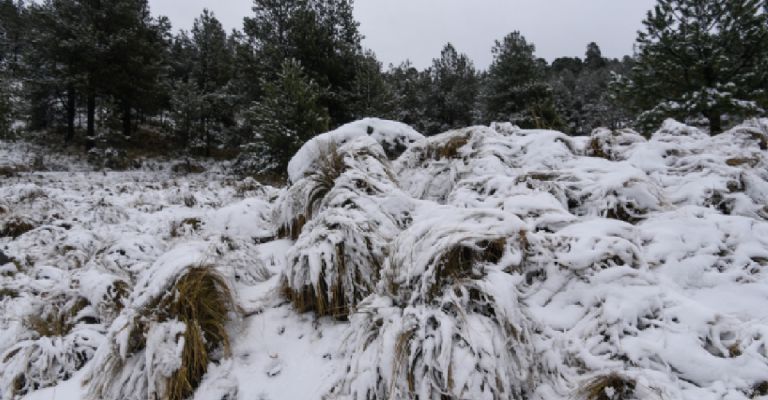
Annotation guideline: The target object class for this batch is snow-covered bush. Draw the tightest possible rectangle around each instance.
[282,206,398,318]
[329,207,538,399]
[1,329,103,399]
[395,128,482,202]
[383,207,527,304]
[331,297,534,400]
[0,266,112,399]
[1,118,768,400]
[586,128,647,161]
[280,136,411,317]
[84,251,234,400]
[559,158,666,223]
[275,136,395,240]
[396,127,578,203]
[447,175,576,231]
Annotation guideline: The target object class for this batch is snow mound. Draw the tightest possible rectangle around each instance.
[286,118,423,182]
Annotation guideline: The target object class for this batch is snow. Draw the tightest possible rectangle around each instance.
[286,118,424,183]
[1,118,768,400]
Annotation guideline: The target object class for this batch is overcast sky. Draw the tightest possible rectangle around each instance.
[148,0,656,69]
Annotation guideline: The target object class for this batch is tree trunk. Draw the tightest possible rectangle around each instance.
[204,117,211,157]
[708,110,722,135]
[122,101,132,138]
[66,86,76,143]
[86,93,96,150]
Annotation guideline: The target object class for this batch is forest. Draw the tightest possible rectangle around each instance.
[1,0,766,175]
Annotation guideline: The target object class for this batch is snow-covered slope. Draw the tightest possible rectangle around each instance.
[2,118,768,400]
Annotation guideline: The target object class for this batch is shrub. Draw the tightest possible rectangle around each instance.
[282,206,398,319]
[84,264,234,400]
[1,330,103,399]
[384,207,528,305]
[331,208,537,399]
[331,294,535,400]
[0,292,100,398]
[275,142,346,239]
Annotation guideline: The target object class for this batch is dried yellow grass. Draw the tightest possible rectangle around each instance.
[425,134,470,161]
[281,243,350,319]
[278,143,346,241]
[25,298,90,338]
[159,266,234,400]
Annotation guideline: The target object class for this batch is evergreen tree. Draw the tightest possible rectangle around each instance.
[550,56,583,75]
[0,0,24,70]
[97,0,170,138]
[243,0,364,126]
[169,79,202,149]
[483,31,562,129]
[24,0,86,141]
[0,0,25,137]
[423,43,479,134]
[168,30,195,83]
[549,43,630,134]
[385,61,431,132]
[584,42,608,70]
[346,49,395,120]
[620,0,768,133]
[23,0,170,143]
[241,60,329,173]
[187,9,236,155]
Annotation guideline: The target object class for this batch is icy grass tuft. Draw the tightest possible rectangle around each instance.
[83,256,234,400]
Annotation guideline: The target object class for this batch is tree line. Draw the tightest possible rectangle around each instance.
[1,0,766,173]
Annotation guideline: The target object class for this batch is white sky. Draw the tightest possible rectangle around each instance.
[148,0,656,69]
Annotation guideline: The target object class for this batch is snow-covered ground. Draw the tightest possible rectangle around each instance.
[2,118,768,400]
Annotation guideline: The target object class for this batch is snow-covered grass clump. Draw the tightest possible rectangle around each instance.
[1,117,768,400]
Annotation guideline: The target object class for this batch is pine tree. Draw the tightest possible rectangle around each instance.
[241,60,330,173]
[346,49,395,120]
[187,9,236,155]
[550,43,630,134]
[169,79,202,149]
[0,0,25,137]
[483,31,562,129]
[385,61,431,132]
[24,0,85,141]
[243,0,364,126]
[423,43,479,134]
[621,0,768,133]
[0,0,24,70]
[584,42,608,70]
[23,0,170,144]
[97,0,170,139]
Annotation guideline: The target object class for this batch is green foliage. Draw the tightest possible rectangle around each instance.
[619,0,768,134]
[22,0,170,141]
[550,44,634,134]
[6,0,767,159]
[383,44,480,136]
[423,43,479,134]
[0,0,28,139]
[243,0,364,126]
[483,31,563,130]
[0,75,13,137]
[240,60,330,174]
[170,9,238,155]
[346,49,396,120]
[384,61,431,131]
